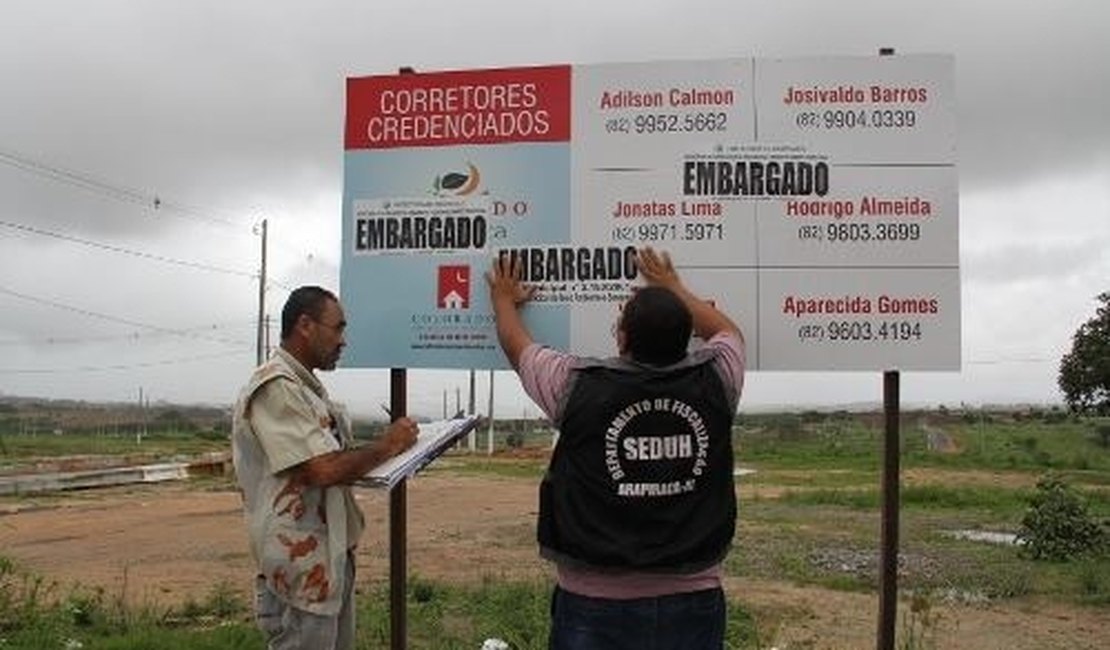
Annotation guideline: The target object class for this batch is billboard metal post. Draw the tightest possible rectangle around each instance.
[877,369,901,650]
[387,66,418,650]
[875,46,901,650]
[389,367,407,650]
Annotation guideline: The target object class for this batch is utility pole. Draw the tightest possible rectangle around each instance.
[487,370,495,455]
[255,218,268,366]
[137,387,147,444]
[468,369,476,451]
[264,313,272,359]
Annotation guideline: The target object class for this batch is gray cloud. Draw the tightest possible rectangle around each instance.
[965,239,1107,285]
[5,2,1107,236]
[1,0,1108,410]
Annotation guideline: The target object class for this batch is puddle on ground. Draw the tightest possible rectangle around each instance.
[945,529,1020,545]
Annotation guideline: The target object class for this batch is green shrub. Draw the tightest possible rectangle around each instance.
[769,414,804,440]
[1076,558,1110,604]
[1017,474,1108,561]
[898,591,941,650]
[194,428,228,442]
[178,580,246,621]
[1094,423,1110,449]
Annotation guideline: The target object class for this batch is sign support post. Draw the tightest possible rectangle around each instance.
[389,367,407,650]
[875,47,902,650]
[878,369,900,650]
[384,66,421,650]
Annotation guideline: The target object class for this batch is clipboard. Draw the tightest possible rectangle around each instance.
[356,413,483,489]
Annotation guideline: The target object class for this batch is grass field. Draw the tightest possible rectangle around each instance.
[0,408,1107,648]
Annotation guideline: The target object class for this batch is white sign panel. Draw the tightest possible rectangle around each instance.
[341,55,958,371]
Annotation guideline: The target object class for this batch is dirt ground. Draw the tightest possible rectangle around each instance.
[1,474,1107,649]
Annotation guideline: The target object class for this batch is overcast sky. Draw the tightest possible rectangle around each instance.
[1,1,1107,418]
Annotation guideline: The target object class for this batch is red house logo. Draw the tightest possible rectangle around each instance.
[437,265,470,309]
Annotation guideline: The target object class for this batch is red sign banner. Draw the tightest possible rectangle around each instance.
[346,65,572,150]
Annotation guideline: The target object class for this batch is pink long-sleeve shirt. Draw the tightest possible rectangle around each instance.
[517,332,746,599]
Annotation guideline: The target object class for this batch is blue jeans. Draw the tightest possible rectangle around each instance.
[548,585,726,650]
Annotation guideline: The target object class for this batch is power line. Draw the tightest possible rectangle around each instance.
[0,349,253,375]
[965,356,1054,366]
[1,147,324,286]
[0,283,251,347]
[0,146,247,230]
[2,218,294,293]
[0,218,258,278]
[1,146,323,281]
[0,319,257,346]
[267,275,294,293]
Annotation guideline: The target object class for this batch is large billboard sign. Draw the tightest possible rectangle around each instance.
[340,55,958,371]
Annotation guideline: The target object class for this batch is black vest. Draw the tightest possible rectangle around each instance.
[538,349,736,573]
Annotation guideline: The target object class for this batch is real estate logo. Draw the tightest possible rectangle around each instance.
[437,265,470,309]
[433,162,481,197]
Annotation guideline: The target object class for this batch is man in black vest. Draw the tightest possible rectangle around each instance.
[487,246,745,650]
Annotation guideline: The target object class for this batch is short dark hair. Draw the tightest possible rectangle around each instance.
[281,286,338,341]
[620,286,692,365]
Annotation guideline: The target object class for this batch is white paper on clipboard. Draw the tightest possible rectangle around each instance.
[357,413,483,489]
